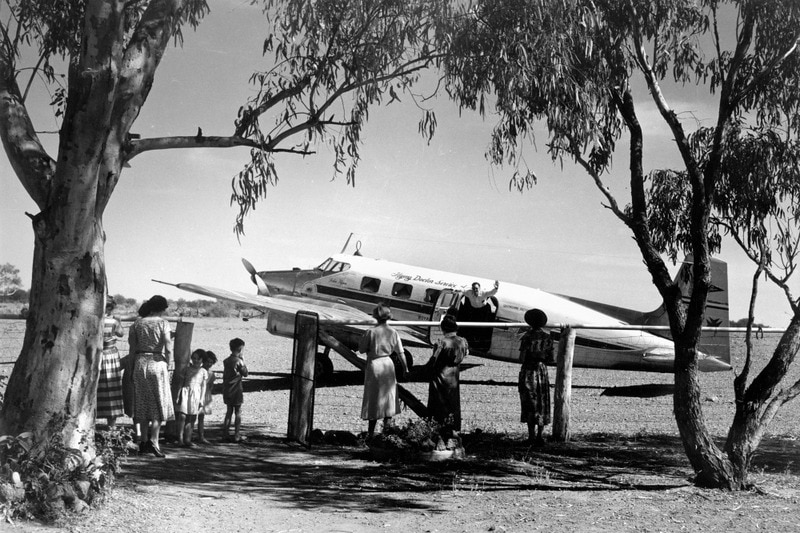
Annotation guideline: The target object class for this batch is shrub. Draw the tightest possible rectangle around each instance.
[370,418,462,454]
[0,416,134,523]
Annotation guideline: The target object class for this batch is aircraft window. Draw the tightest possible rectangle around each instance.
[392,283,413,299]
[424,289,441,303]
[331,262,350,273]
[440,292,458,307]
[360,277,381,293]
[316,258,333,271]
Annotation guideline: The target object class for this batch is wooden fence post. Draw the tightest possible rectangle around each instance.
[169,320,194,439]
[552,326,576,442]
[288,311,317,446]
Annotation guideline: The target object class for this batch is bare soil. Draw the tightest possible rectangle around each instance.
[2,317,800,532]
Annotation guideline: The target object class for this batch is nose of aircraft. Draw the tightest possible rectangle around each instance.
[256,268,322,296]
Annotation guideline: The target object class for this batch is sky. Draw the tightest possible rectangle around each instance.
[0,0,795,327]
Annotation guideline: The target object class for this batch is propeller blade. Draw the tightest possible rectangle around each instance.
[242,258,258,284]
[241,258,271,296]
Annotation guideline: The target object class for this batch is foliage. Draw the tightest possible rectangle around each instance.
[0,416,132,523]
[0,0,454,454]
[438,0,800,489]
[0,264,22,298]
[230,0,450,234]
[370,417,461,454]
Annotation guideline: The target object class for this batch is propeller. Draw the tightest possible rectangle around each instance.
[242,258,258,284]
[242,258,270,296]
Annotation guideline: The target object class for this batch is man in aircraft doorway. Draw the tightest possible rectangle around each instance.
[465,280,500,309]
[457,280,500,352]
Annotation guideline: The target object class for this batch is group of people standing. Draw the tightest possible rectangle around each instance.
[358,293,554,446]
[100,290,554,450]
[96,295,250,457]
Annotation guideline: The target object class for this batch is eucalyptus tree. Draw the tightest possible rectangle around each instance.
[440,0,800,488]
[0,0,447,454]
[0,263,23,297]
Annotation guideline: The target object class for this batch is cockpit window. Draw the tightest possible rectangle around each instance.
[316,258,351,273]
[392,282,413,299]
[331,261,350,273]
[360,277,381,293]
[316,258,333,271]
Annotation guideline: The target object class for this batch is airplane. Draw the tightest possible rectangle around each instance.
[165,239,732,380]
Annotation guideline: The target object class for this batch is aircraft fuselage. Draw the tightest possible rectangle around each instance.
[256,254,732,373]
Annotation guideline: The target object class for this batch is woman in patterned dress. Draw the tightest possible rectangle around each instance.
[518,308,554,446]
[426,314,469,431]
[128,295,174,457]
[358,304,407,438]
[97,298,125,427]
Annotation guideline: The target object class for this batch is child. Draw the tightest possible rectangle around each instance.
[175,349,208,448]
[222,338,248,442]
[197,350,218,444]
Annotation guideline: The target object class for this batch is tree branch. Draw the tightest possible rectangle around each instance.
[126,134,315,159]
[733,257,764,403]
[630,27,702,185]
[730,30,800,109]
[99,0,186,212]
[722,222,800,315]
[566,135,626,222]
[0,53,54,209]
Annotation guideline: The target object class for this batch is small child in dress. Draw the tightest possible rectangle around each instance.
[197,350,217,445]
[175,349,208,448]
[222,338,248,442]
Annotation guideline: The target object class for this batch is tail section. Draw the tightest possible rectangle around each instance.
[642,256,731,367]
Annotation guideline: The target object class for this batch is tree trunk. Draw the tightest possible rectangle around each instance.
[0,200,106,454]
[673,342,739,489]
[724,316,800,487]
[723,401,758,488]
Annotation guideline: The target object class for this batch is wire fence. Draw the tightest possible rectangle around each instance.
[2,317,794,439]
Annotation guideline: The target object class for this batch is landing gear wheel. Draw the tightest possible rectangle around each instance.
[315,352,334,384]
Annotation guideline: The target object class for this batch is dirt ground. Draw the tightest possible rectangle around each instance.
[3,317,800,532]
[8,429,799,533]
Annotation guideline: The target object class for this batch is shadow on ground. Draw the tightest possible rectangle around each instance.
[116,428,800,515]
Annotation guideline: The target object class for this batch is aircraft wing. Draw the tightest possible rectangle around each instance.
[164,281,433,349]
[166,282,374,323]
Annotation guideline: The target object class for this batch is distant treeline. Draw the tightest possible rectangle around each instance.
[729,318,770,329]
[112,295,260,318]
[0,293,261,319]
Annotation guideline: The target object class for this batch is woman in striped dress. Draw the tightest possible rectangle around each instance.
[129,295,174,457]
[97,298,125,427]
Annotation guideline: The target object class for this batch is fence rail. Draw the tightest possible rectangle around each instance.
[1,317,790,438]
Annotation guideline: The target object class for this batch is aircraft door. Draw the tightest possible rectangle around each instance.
[428,289,461,345]
[455,295,497,353]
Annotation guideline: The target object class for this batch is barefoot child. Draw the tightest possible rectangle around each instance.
[197,350,218,444]
[222,338,248,442]
[175,349,208,448]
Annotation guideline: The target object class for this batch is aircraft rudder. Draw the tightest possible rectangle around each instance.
[642,256,731,365]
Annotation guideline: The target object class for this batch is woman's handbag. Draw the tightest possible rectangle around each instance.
[390,351,408,382]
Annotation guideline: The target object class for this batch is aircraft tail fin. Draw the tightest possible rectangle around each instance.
[642,256,731,365]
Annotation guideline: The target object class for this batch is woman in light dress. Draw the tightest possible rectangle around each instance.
[128,295,174,457]
[358,304,408,438]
